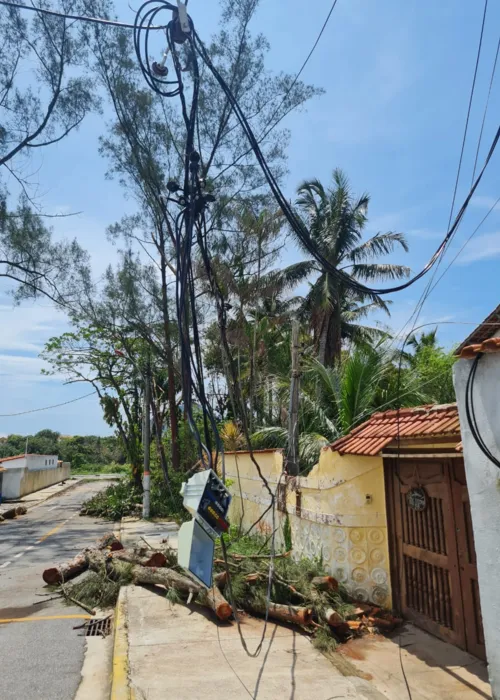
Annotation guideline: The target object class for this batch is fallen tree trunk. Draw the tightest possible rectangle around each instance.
[0,507,19,520]
[111,550,166,568]
[248,601,313,626]
[42,533,123,585]
[43,552,88,585]
[311,576,338,592]
[131,566,232,621]
[198,586,233,621]
[96,533,124,552]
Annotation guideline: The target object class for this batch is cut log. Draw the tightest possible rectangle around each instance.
[198,586,233,621]
[43,552,88,585]
[42,533,121,585]
[111,550,166,568]
[214,571,228,589]
[96,533,124,552]
[131,566,232,621]
[248,601,313,626]
[131,565,203,595]
[311,576,339,592]
[322,608,344,627]
[0,507,18,520]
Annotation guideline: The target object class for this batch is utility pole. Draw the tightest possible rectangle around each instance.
[287,320,301,476]
[142,361,151,519]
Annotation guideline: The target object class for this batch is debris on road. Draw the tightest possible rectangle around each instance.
[40,533,401,648]
[0,505,27,522]
[42,532,124,584]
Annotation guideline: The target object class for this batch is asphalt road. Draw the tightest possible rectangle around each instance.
[0,480,115,700]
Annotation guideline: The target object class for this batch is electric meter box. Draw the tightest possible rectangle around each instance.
[177,518,215,588]
[180,469,231,538]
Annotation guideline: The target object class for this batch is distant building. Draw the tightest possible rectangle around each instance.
[0,454,69,501]
[0,454,59,470]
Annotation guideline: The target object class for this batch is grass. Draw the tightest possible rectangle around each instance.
[70,462,128,476]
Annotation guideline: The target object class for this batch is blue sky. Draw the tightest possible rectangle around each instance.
[1,0,500,437]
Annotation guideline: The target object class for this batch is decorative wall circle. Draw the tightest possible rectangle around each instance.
[352,567,368,583]
[350,548,367,565]
[369,548,385,565]
[368,529,385,545]
[334,528,346,543]
[372,586,389,606]
[349,528,365,544]
[354,587,369,602]
[335,567,348,583]
[371,568,388,585]
[334,547,347,563]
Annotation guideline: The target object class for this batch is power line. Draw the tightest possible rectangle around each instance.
[472,34,500,183]
[447,0,488,229]
[0,0,171,29]
[387,1,494,351]
[0,391,96,417]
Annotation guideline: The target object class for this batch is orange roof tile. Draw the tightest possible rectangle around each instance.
[455,304,500,355]
[329,403,461,456]
[458,336,500,360]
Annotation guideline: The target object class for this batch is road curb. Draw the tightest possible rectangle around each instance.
[110,587,132,700]
[12,478,82,512]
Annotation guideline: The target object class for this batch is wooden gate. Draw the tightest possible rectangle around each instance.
[385,457,485,659]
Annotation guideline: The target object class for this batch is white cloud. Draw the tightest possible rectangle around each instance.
[470,196,500,211]
[456,231,500,264]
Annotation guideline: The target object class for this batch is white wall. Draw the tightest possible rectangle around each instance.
[454,354,500,698]
[26,455,58,471]
[1,468,24,499]
[1,456,26,470]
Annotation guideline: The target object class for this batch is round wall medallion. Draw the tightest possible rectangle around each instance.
[334,547,347,563]
[349,528,365,544]
[371,586,389,606]
[334,528,346,543]
[354,587,369,602]
[371,567,388,585]
[350,548,367,565]
[369,548,385,565]
[352,567,368,583]
[368,528,385,545]
[335,567,348,583]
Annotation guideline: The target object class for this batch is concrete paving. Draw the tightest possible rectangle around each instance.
[124,585,385,700]
[0,479,116,700]
[338,624,491,700]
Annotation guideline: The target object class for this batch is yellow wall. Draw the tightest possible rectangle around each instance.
[224,448,392,608]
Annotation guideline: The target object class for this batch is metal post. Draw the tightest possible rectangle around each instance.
[143,363,151,519]
[287,320,301,476]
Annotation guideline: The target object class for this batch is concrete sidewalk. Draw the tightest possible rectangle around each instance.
[117,585,384,700]
[112,519,492,700]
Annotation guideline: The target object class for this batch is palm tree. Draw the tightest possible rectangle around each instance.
[296,169,410,366]
[252,342,429,472]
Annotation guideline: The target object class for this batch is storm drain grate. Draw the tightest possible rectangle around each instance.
[85,616,112,638]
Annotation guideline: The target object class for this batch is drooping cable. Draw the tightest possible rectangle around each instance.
[465,353,500,469]
[193,30,500,298]
[0,0,173,28]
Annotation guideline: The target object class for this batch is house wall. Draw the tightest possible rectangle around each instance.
[26,455,58,470]
[0,455,58,471]
[454,354,500,697]
[2,462,70,499]
[0,456,26,470]
[224,448,392,607]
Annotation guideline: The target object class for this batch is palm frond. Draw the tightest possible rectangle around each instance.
[350,263,411,281]
[348,232,409,263]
